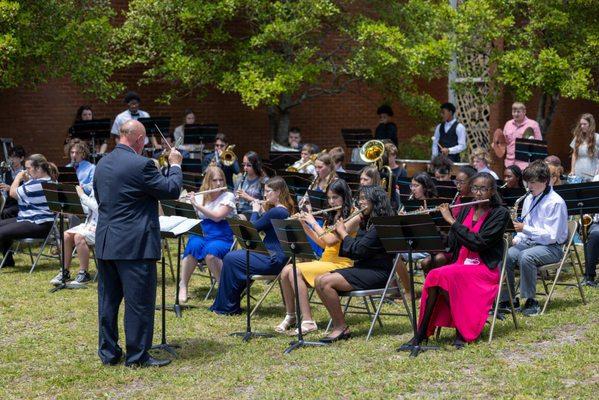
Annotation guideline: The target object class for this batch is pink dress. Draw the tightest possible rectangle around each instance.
[418,208,500,342]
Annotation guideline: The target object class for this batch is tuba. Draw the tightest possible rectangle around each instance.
[359,140,393,198]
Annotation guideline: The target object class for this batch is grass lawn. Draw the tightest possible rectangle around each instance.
[0,243,598,399]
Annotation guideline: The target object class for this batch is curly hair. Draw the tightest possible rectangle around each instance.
[412,172,437,199]
[359,185,395,230]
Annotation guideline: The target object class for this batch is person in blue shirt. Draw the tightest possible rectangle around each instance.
[66,140,95,195]
[201,133,240,189]
[210,176,294,315]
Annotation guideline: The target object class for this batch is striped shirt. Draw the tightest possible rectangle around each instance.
[16,177,55,224]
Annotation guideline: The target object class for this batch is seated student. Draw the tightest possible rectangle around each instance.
[582,170,599,287]
[0,145,26,219]
[66,139,96,195]
[314,185,396,342]
[275,179,359,335]
[201,133,241,189]
[380,142,407,210]
[235,151,268,218]
[409,172,438,202]
[544,155,564,186]
[287,127,303,150]
[471,148,499,180]
[431,155,453,181]
[179,166,237,303]
[312,153,337,193]
[420,165,477,274]
[0,154,58,267]
[289,143,317,176]
[405,172,510,348]
[359,165,381,187]
[210,176,293,315]
[328,147,346,173]
[503,165,524,189]
[499,160,568,316]
[50,185,98,286]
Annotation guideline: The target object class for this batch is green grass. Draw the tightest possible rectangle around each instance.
[0,243,598,399]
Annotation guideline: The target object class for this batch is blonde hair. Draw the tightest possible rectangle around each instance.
[470,148,491,166]
[572,113,597,158]
[68,139,90,159]
[264,176,295,213]
[199,166,226,206]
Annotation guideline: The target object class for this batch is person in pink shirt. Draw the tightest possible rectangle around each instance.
[502,102,542,169]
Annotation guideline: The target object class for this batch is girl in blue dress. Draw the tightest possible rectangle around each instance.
[179,166,237,303]
[210,176,294,315]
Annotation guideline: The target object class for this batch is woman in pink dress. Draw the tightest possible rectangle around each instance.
[408,172,510,348]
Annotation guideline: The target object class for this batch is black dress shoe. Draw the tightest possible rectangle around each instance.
[397,336,427,351]
[125,356,171,368]
[319,328,351,344]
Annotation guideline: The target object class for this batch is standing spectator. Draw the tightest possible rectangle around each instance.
[431,102,467,162]
[374,105,398,146]
[569,113,598,182]
[500,102,542,170]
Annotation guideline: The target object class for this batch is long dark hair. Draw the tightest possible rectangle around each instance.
[244,151,264,178]
[413,172,437,198]
[359,185,395,230]
[471,172,502,207]
[73,105,92,123]
[325,179,353,226]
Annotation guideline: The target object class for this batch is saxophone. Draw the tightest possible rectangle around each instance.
[512,190,530,222]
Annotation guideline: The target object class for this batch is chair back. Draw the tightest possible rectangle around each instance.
[0,195,5,215]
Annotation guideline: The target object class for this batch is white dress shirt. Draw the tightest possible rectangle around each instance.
[111,109,151,136]
[514,188,568,245]
[431,119,467,157]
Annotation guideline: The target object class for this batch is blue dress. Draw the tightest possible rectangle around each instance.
[182,192,237,260]
[210,206,290,315]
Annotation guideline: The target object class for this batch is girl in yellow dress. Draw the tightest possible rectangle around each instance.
[275,179,360,335]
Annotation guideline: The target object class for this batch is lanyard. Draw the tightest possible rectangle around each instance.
[520,188,549,222]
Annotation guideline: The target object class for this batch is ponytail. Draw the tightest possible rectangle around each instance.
[26,154,60,181]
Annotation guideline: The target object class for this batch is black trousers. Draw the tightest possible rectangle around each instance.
[0,218,53,256]
[584,223,599,280]
[97,259,157,365]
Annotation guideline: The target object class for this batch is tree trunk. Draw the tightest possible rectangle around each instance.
[269,93,293,145]
[536,92,560,138]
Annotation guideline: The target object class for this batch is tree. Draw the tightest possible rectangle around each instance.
[0,0,118,98]
[106,0,455,143]
[455,0,599,137]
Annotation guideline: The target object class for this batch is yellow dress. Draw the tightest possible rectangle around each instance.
[297,236,354,287]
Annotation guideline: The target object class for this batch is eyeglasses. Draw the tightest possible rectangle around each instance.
[454,179,466,186]
[471,186,491,193]
[409,184,421,189]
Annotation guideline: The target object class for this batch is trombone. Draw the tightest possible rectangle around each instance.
[286,149,326,172]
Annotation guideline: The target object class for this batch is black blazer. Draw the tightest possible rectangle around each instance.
[93,144,182,260]
[447,205,510,269]
[339,226,393,270]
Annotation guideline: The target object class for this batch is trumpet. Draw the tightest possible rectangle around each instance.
[287,205,342,220]
[403,199,490,215]
[317,206,367,237]
[286,149,326,172]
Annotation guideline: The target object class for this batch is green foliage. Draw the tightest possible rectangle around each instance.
[456,0,599,104]
[397,134,432,160]
[0,0,118,99]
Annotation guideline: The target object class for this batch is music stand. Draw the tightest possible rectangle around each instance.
[181,158,204,174]
[371,214,445,357]
[554,182,599,241]
[183,124,218,146]
[138,117,172,137]
[280,171,313,197]
[69,119,111,163]
[268,152,301,171]
[57,167,79,185]
[271,219,327,353]
[182,172,204,191]
[515,138,548,164]
[341,128,372,149]
[226,217,272,342]
[41,183,86,293]
[160,200,202,318]
[337,171,361,194]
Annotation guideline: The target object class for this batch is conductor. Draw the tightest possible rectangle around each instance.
[93,120,183,367]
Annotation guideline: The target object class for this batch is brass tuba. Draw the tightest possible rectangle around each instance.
[582,214,593,242]
[359,139,393,198]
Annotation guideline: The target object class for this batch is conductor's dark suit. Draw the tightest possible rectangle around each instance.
[93,144,182,365]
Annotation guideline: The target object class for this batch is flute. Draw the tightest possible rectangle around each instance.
[404,199,490,215]
[287,205,342,220]
[191,187,228,196]
[317,206,367,237]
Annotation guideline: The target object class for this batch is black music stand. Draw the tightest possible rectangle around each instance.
[268,152,301,171]
[280,172,313,197]
[341,128,372,150]
[226,217,272,342]
[515,138,548,164]
[41,183,86,293]
[57,167,79,185]
[160,200,202,317]
[337,171,361,193]
[183,124,218,145]
[182,172,204,190]
[554,182,599,240]
[371,214,445,357]
[271,219,327,353]
[181,159,204,174]
[69,119,111,163]
[138,117,172,137]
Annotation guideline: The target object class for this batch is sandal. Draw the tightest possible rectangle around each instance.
[274,314,296,333]
[291,320,318,336]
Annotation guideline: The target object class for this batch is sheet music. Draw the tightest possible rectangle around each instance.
[159,215,201,236]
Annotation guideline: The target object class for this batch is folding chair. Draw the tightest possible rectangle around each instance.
[488,236,519,343]
[539,220,586,314]
[0,215,60,273]
[249,262,289,318]
[326,254,413,341]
